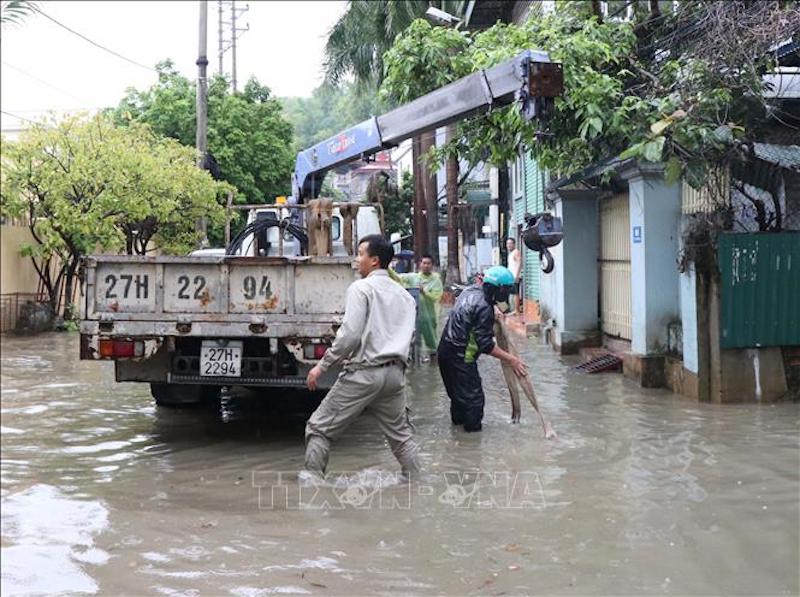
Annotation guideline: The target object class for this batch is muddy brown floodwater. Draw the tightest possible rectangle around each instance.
[1,332,799,595]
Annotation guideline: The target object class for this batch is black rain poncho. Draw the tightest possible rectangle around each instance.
[437,284,496,431]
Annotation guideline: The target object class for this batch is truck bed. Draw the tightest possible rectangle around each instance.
[80,255,355,338]
[79,254,357,389]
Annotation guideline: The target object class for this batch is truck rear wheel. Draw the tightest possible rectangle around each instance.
[150,383,220,408]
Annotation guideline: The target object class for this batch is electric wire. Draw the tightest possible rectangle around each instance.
[0,109,39,125]
[1,60,98,106]
[32,6,158,74]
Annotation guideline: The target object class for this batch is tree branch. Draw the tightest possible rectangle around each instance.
[733,180,769,232]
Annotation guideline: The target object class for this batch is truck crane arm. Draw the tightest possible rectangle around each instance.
[292,50,563,201]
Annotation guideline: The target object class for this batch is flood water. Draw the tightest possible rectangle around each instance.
[1,332,798,596]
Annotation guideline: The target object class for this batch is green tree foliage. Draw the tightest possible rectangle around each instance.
[325,1,469,267]
[320,179,348,202]
[280,82,382,151]
[380,19,472,173]
[324,0,469,85]
[380,20,469,103]
[110,61,294,202]
[381,3,799,186]
[324,0,441,87]
[0,114,227,311]
[383,170,414,237]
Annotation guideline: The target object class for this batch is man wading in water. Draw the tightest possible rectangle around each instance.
[303,235,420,482]
[438,266,528,432]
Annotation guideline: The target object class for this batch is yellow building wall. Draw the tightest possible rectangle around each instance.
[1,224,40,295]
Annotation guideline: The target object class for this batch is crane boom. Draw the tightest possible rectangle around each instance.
[292,50,563,201]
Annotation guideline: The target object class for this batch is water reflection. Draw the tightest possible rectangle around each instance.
[1,484,109,596]
[1,333,798,595]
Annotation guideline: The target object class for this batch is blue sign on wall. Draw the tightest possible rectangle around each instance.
[632,226,642,244]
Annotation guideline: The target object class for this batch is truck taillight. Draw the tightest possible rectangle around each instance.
[98,339,144,359]
[303,343,328,360]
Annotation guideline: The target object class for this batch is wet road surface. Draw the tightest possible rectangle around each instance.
[2,332,799,595]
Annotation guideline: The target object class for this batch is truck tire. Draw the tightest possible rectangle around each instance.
[150,383,220,408]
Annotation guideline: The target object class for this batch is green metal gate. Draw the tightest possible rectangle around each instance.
[718,232,800,348]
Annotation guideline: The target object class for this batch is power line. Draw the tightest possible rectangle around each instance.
[0,107,100,113]
[1,60,97,106]
[1,109,40,125]
[33,6,158,74]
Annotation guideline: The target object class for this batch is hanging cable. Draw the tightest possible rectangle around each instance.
[32,6,158,74]
[2,61,98,106]
[0,109,39,125]
[226,215,308,255]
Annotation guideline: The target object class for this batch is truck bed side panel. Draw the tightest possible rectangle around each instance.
[85,256,356,330]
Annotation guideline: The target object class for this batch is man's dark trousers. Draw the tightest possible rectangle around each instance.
[437,343,485,431]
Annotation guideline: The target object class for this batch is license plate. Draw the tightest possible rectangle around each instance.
[200,340,242,377]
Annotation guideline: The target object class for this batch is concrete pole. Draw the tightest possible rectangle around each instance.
[231,0,237,92]
[196,0,209,247]
[217,0,224,76]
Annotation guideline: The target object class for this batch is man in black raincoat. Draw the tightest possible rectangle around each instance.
[438,266,528,432]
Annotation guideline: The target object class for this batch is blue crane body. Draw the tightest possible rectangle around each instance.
[291,50,564,202]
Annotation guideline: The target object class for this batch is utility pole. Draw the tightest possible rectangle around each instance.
[196,0,209,246]
[231,0,237,91]
[229,1,249,91]
[216,0,248,92]
[217,0,224,75]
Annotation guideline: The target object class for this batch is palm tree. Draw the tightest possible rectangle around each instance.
[1,1,38,25]
[324,1,428,88]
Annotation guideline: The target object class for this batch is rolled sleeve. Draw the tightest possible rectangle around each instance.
[318,283,368,372]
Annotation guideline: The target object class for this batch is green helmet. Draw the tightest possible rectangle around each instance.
[483,265,515,287]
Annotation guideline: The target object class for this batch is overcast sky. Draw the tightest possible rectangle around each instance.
[0,0,346,130]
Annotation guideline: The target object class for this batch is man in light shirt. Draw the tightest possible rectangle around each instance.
[303,235,420,480]
[506,237,522,314]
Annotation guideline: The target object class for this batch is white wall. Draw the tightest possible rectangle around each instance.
[680,262,699,373]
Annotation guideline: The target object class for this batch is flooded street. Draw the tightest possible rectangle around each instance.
[2,332,798,596]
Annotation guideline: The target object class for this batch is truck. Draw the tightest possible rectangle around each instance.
[79,50,564,406]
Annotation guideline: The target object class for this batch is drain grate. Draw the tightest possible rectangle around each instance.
[574,353,622,374]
